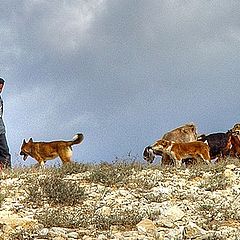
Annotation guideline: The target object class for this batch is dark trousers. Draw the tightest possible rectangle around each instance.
[0,134,11,168]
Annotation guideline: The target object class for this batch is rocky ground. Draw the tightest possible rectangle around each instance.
[1,159,240,239]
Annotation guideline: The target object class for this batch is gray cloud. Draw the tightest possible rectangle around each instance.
[1,0,240,165]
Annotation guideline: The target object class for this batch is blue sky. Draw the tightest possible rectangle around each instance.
[1,0,240,166]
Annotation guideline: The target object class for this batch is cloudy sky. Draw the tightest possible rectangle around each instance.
[1,0,240,166]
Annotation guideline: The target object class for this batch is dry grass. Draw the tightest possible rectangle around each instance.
[88,159,144,187]
[19,157,149,230]
[0,193,5,207]
[26,175,85,206]
[2,156,240,233]
[24,166,87,206]
[35,206,145,230]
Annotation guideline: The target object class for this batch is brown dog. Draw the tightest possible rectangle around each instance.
[230,133,240,158]
[232,123,240,134]
[20,133,84,166]
[146,139,210,167]
[154,123,198,165]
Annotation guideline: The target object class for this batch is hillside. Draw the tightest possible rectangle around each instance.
[0,158,240,239]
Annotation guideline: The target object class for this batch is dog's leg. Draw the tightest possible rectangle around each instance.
[171,153,182,168]
[39,161,45,168]
[61,158,71,164]
[199,153,211,165]
[59,147,73,164]
[175,159,182,168]
[59,155,72,164]
[161,154,173,166]
[34,155,46,168]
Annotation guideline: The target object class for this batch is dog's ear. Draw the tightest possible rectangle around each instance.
[23,139,26,144]
[29,138,33,143]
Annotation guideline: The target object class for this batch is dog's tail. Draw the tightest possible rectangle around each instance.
[70,133,84,146]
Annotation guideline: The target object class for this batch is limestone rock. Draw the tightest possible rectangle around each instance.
[226,164,237,170]
[95,206,111,216]
[224,169,237,182]
[0,210,37,229]
[163,205,185,222]
[183,222,209,239]
[67,231,79,239]
[136,218,157,236]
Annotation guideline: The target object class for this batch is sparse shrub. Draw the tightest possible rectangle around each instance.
[187,158,238,182]
[199,204,213,211]
[8,229,35,240]
[131,177,158,190]
[199,173,229,191]
[35,207,144,231]
[198,198,240,231]
[35,207,94,228]
[54,162,91,176]
[6,162,90,181]
[0,167,32,180]
[0,193,4,207]
[92,210,144,230]
[25,174,85,206]
[88,159,143,187]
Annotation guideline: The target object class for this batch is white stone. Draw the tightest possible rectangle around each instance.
[39,228,49,236]
[163,205,185,222]
[83,236,94,240]
[2,224,13,234]
[184,221,208,239]
[95,206,111,216]
[67,231,79,239]
[49,227,67,237]
[152,186,170,195]
[52,237,66,240]
[226,164,237,170]
[0,210,37,229]
[224,169,237,182]
[136,218,157,235]
[97,234,108,240]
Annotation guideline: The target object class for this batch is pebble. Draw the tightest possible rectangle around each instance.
[67,231,78,239]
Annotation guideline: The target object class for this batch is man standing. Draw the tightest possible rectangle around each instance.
[0,78,11,169]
